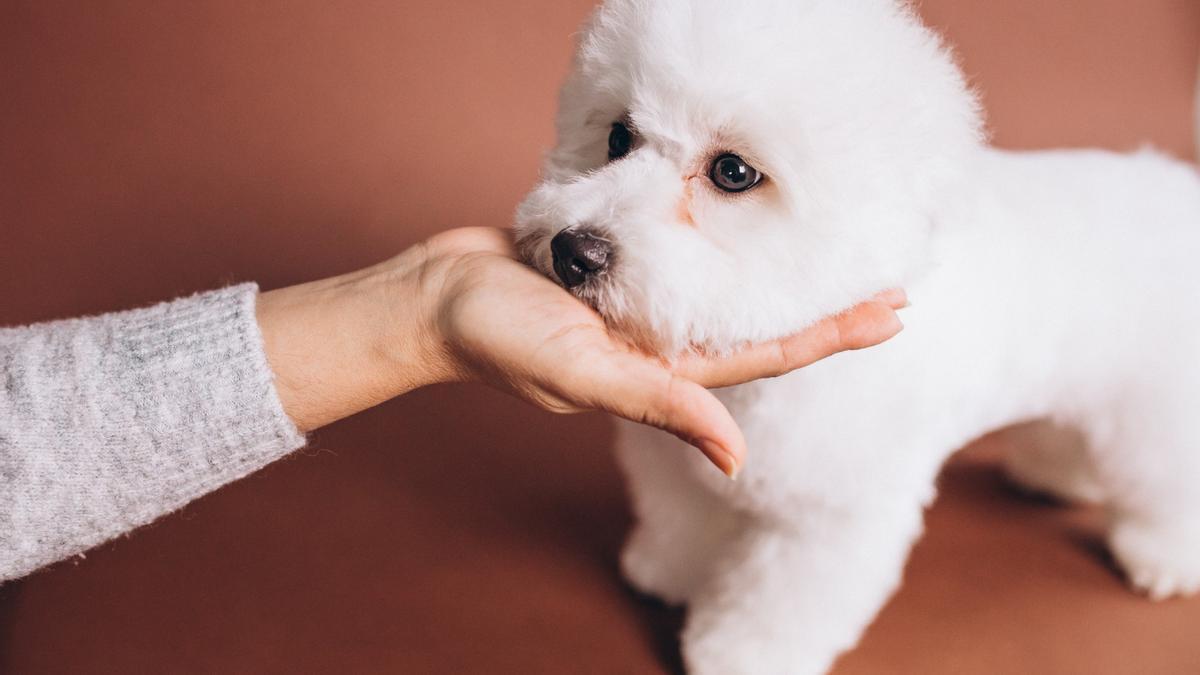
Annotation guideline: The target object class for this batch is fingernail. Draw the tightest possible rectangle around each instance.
[698,438,741,479]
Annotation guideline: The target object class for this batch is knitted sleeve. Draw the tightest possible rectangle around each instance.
[0,283,306,582]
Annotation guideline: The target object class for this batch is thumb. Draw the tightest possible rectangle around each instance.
[562,354,746,478]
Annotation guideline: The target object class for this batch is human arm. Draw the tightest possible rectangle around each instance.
[0,226,901,583]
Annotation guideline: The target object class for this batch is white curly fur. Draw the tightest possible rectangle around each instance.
[515,2,1200,673]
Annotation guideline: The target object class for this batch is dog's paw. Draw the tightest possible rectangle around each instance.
[682,620,831,675]
[1110,517,1200,600]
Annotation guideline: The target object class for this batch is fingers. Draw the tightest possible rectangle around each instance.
[676,295,905,389]
[821,296,906,351]
[873,288,909,310]
[563,354,746,478]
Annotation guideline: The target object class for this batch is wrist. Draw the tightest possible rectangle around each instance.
[256,247,449,432]
[363,241,462,393]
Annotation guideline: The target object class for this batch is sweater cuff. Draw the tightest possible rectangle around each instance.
[102,283,308,493]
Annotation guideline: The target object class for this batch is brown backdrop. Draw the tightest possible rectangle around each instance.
[1,1,1198,673]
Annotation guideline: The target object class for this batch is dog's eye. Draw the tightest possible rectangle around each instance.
[608,122,633,161]
[710,153,762,193]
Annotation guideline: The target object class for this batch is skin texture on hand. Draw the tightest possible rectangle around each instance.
[257,227,905,477]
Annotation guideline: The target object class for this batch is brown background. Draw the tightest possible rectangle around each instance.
[1,1,1198,673]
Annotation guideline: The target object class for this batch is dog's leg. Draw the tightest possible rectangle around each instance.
[1090,403,1200,600]
[680,497,926,675]
[1000,422,1104,504]
[620,484,740,606]
[616,425,740,605]
[1105,468,1200,599]
[1110,509,1200,600]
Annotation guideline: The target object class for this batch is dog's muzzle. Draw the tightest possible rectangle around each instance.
[550,229,612,288]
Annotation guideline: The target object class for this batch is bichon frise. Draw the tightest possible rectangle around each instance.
[514,1,1200,673]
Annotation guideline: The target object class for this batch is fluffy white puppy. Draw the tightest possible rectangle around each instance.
[515,1,1200,673]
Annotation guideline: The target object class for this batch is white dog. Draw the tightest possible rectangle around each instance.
[514,1,1200,673]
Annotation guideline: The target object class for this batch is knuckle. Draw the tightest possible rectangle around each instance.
[652,373,688,430]
[773,340,792,376]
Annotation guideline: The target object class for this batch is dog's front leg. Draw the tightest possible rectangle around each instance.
[680,498,926,675]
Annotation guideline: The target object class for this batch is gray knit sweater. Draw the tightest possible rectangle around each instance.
[0,284,306,582]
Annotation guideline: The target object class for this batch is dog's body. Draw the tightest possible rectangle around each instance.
[515,1,1200,673]
[616,148,1200,674]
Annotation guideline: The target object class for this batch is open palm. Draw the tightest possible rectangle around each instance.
[424,227,905,477]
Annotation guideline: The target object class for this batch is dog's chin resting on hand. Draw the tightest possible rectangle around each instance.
[514,1,1200,673]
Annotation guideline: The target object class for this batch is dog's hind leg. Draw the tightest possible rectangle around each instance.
[615,423,740,606]
[1089,394,1200,600]
[1110,508,1200,600]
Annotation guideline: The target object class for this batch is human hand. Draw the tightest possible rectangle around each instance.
[422,228,905,477]
[257,227,905,478]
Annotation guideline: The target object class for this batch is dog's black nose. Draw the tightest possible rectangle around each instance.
[550,229,612,288]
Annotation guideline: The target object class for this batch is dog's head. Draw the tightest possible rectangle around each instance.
[515,0,982,356]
